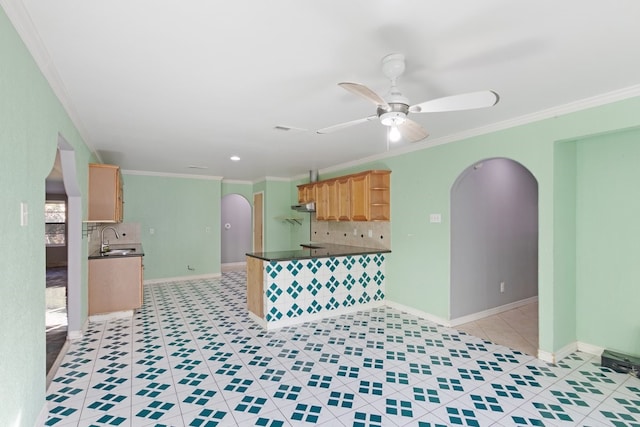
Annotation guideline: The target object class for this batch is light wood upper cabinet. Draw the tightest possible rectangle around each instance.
[88,163,123,222]
[297,170,390,222]
[297,183,316,204]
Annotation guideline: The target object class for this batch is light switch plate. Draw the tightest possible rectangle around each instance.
[429,213,442,223]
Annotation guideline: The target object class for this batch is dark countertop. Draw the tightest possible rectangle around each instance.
[246,243,391,262]
[89,243,144,259]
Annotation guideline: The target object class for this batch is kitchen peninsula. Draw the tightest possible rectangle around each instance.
[246,244,391,329]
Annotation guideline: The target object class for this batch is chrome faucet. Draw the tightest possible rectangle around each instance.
[100,226,120,253]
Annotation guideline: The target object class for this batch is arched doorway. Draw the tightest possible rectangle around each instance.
[221,194,252,269]
[45,134,82,383]
[450,158,539,355]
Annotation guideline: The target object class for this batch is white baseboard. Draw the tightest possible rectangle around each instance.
[144,272,221,285]
[577,341,605,357]
[539,341,603,363]
[222,262,246,272]
[385,300,451,327]
[68,318,88,341]
[448,296,539,327]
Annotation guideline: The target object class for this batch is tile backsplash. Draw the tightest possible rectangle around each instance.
[311,218,390,250]
[88,222,141,253]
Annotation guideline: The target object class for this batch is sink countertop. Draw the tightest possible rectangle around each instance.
[246,243,390,262]
[89,243,144,259]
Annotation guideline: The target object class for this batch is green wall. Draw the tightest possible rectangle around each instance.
[0,7,93,426]
[576,128,640,355]
[222,180,253,201]
[123,174,221,280]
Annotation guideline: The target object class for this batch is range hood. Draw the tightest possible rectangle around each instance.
[291,202,316,213]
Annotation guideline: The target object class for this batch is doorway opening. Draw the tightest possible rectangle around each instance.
[45,135,82,385]
[45,151,68,377]
[221,194,252,271]
[450,158,539,356]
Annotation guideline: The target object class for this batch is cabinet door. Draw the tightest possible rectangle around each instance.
[297,184,315,204]
[325,180,339,221]
[88,163,123,222]
[89,257,143,314]
[315,182,329,220]
[337,178,351,221]
[350,174,370,221]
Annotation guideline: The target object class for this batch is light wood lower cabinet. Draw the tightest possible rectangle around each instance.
[89,256,143,315]
[246,256,264,318]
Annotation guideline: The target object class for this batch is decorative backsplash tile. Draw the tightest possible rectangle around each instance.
[311,219,390,250]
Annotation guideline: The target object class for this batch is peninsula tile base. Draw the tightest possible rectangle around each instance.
[247,254,386,330]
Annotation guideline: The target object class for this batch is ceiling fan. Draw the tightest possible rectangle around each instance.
[317,53,499,143]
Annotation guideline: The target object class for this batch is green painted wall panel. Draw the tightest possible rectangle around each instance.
[123,174,221,279]
[1,7,93,426]
[576,128,640,355]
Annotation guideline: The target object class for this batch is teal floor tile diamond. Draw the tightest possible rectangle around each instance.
[234,395,268,414]
[385,398,413,417]
[183,388,217,405]
[445,407,480,426]
[531,401,574,422]
[187,408,227,426]
[290,403,322,423]
[353,411,383,427]
[327,390,355,408]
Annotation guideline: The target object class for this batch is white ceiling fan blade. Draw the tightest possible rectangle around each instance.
[410,90,499,113]
[338,82,389,108]
[316,115,378,134]
[398,119,429,143]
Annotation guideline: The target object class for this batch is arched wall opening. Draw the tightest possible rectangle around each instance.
[450,157,539,321]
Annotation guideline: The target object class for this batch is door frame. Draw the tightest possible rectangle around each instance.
[252,191,264,253]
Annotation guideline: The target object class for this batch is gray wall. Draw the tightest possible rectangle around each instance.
[450,158,538,319]
[221,193,252,263]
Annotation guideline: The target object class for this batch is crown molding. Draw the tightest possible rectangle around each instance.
[122,170,223,180]
[222,179,253,185]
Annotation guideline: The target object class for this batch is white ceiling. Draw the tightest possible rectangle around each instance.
[6,1,640,182]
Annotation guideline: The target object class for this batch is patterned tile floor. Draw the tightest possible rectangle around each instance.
[46,272,640,426]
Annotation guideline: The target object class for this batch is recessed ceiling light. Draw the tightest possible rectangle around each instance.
[230,155,241,162]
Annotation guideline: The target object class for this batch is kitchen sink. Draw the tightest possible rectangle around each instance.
[102,248,136,256]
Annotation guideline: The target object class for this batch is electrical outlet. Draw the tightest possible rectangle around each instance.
[500,281,505,293]
[368,230,373,238]
[353,228,357,236]
[149,228,155,235]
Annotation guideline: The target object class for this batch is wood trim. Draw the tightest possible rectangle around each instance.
[246,256,264,318]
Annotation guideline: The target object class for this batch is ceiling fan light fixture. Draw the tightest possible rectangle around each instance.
[380,111,406,127]
[388,126,402,142]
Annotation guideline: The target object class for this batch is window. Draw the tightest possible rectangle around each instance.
[45,200,66,246]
